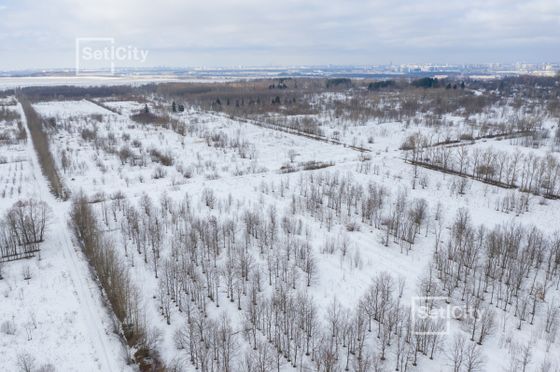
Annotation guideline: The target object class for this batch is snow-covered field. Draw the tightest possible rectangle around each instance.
[0,102,130,371]
[1,80,560,371]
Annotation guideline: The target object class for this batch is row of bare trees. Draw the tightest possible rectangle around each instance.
[69,195,161,370]
[408,138,560,198]
[0,199,50,262]
[18,97,67,199]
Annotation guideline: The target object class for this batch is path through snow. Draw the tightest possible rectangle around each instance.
[17,99,129,372]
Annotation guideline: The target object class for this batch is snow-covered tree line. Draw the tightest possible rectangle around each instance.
[70,195,161,369]
[406,135,560,198]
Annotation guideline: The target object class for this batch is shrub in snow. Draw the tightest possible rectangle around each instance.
[152,166,167,179]
[346,221,361,232]
[1,320,16,335]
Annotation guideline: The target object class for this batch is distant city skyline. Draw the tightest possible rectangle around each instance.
[1,0,559,70]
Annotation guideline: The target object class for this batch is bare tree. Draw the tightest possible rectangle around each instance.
[464,342,486,372]
[477,307,495,345]
[447,334,466,372]
[16,352,36,372]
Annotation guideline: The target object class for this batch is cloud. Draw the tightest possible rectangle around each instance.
[0,0,558,69]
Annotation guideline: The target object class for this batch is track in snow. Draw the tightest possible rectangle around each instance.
[18,99,127,372]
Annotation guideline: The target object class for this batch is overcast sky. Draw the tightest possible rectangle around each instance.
[0,0,559,70]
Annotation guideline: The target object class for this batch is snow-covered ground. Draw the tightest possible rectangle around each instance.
[0,102,131,372]
[2,86,560,371]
